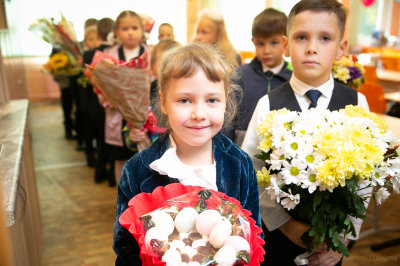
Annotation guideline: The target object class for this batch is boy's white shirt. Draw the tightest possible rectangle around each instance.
[242,74,371,239]
[262,59,285,74]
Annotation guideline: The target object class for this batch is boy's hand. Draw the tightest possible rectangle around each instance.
[308,239,349,266]
[129,128,147,143]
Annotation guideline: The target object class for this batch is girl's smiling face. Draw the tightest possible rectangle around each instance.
[160,69,226,148]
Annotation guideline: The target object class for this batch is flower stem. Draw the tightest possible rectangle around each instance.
[384,153,395,159]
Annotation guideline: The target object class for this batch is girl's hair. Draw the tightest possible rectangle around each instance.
[84,25,98,39]
[191,9,239,67]
[153,43,241,131]
[115,10,144,33]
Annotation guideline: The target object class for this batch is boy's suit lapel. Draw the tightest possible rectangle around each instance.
[213,135,241,201]
[269,82,302,112]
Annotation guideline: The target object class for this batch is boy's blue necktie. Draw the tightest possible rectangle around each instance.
[305,90,322,109]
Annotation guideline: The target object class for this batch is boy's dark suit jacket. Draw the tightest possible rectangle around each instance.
[82,44,110,120]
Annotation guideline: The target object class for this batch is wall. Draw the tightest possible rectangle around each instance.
[0,0,29,100]
[390,0,400,36]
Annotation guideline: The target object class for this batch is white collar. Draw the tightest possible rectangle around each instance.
[149,134,218,191]
[289,74,333,97]
[262,59,285,75]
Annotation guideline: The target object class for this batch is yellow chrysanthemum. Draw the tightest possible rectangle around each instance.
[332,66,350,83]
[257,138,273,153]
[355,62,366,74]
[341,105,388,133]
[313,123,383,189]
[338,56,355,67]
[48,52,69,70]
[256,108,290,152]
[256,167,273,187]
[316,160,342,189]
[367,112,388,133]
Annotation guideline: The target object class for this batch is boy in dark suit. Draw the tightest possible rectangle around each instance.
[82,17,115,185]
[225,8,292,146]
[242,1,370,265]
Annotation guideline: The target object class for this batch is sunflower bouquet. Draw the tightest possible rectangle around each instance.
[255,105,400,258]
[44,51,79,76]
[332,55,366,89]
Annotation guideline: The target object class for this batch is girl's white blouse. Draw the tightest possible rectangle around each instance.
[149,135,218,191]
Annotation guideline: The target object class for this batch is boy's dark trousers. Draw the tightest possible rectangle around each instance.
[60,86,74,137]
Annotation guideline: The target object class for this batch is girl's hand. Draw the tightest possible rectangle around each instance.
[97,93,105,106]
[129,128,147,143]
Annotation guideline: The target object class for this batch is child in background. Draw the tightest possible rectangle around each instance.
[158,23,174,40]
[192,9,241,66]
[113,43,261,265]
[123,39,181,154]
[82,17,115,185]
[150,38,180,104]
[80,18,98,51]
[242,1,370,265]
[83,25,101,51]
[103,11,151,185]
[224,8,292,146]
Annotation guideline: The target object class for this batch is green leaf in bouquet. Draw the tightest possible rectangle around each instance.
[346,177,357,192]
[330,207,338,220]
[337,242,350,257]
[344,216,350,225]
[352,194,367,217]
[254,151,271,162]
[329,228,334,238]
[332,231,341,247]
[313,191,323,209]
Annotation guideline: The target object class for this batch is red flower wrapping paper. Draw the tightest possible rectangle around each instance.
[119,184,265,266]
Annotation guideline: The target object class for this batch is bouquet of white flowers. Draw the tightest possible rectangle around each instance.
[255,105,400,257]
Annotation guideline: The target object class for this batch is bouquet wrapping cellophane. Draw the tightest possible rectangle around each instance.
[119,184,265,266]
[255,105,400,261]
[88,52,152,150]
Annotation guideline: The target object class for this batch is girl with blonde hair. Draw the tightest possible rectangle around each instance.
[192,9,242,66]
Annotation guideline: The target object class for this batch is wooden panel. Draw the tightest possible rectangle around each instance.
[24,57,61,102]
[391,0,400,36]
[187,0,201,43]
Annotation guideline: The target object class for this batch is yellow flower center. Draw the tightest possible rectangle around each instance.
[309,174,316,182]
[291,143,298,150]
[306,155,315,163]
[300,130,306,135]
[374,172,379,178]
[279,154,285,160]
[281,137,285,141]
[290,167,299,176]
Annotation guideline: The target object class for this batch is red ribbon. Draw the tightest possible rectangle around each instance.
[128,110,167,134]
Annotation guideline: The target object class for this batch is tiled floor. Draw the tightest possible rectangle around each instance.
[29,101,400,266]
[30,101,117,266]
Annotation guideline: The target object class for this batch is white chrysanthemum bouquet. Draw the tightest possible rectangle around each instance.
[256,105,400,257]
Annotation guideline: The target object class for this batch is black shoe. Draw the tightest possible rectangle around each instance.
[95,176,107,183]
[87,154,96,167]
[76,144,85,151]
[109,178,116,187]
[95,171,108,183]
[65,131,75,140]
